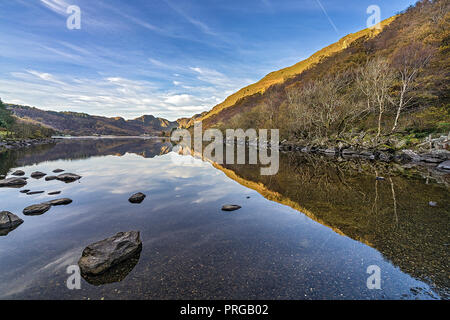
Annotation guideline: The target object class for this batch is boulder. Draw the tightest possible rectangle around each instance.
[45,176,58,181]
[222,205,242,212]
[0,211,24,230]
[45,198,73,206]
[56,173,82,183]
[23,203,51,216]
[78,231,142,276]
[31,171,47,179]
[437,160,450,171]
[0,177,27,188]
[12,170,25,176]
[129,193,146,204]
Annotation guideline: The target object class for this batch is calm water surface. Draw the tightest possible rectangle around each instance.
[0,138,448,299]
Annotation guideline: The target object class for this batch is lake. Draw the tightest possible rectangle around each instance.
[0,138,448,300]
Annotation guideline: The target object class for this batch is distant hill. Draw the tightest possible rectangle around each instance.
[7,105,178,136]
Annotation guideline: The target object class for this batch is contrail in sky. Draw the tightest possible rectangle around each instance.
[315,0,339,35]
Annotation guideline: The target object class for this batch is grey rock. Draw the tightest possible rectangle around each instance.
[48,191,61,195]
[437,160,450,171]
[222,205,242,212]
[342,149,357,155]
[12,170,25,176]
[53,169,65,173]
[56,173,82,183]
[45,176,58,181]
[31,171,47,179]
[401,150,422,162]
[423,157,443,164]
[0,211,24,230]
[78,231,142,276]
[27,191,45,195]
[129,193,146,204]
[20,189,31,194]
[23,203,51,216]
[0,177,27,188]
[45,198,72,206]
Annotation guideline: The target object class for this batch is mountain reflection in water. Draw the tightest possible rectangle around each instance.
[0,138,448,299]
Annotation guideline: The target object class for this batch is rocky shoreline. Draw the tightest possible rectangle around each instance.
[0,138,60,152]
[279,142,450,171]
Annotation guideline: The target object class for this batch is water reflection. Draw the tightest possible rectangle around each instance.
[82,249,142,286]
[0,138,448,300]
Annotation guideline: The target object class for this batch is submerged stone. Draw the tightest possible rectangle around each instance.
[78,231,142,276]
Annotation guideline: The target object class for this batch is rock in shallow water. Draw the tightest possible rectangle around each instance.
[45,176,57,181]
[129,192,146,204]
[48,191,61,195]
[78,231,142,276]
[222,205,242,212]
[53,169,65,173]
[0,177,27,188]
[56,173,82,183]
[45,198,73,206]
[31,171,47,179]
[0,211,24,230]
[12,170,25,176]
[23,203,51,216]
[27,191,45,195]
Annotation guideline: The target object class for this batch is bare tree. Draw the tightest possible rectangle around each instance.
[356,58,395,140]
[390,43,434,133]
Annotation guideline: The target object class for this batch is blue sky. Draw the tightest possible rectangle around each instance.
[0,0,417,121]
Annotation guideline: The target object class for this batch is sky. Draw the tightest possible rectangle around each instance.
[0,0,417,121]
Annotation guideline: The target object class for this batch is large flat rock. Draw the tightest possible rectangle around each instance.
[0,177,27,188]
[23,203,51,216]
[78,231,142,276]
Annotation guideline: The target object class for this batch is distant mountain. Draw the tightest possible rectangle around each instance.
[7,105,178,136]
